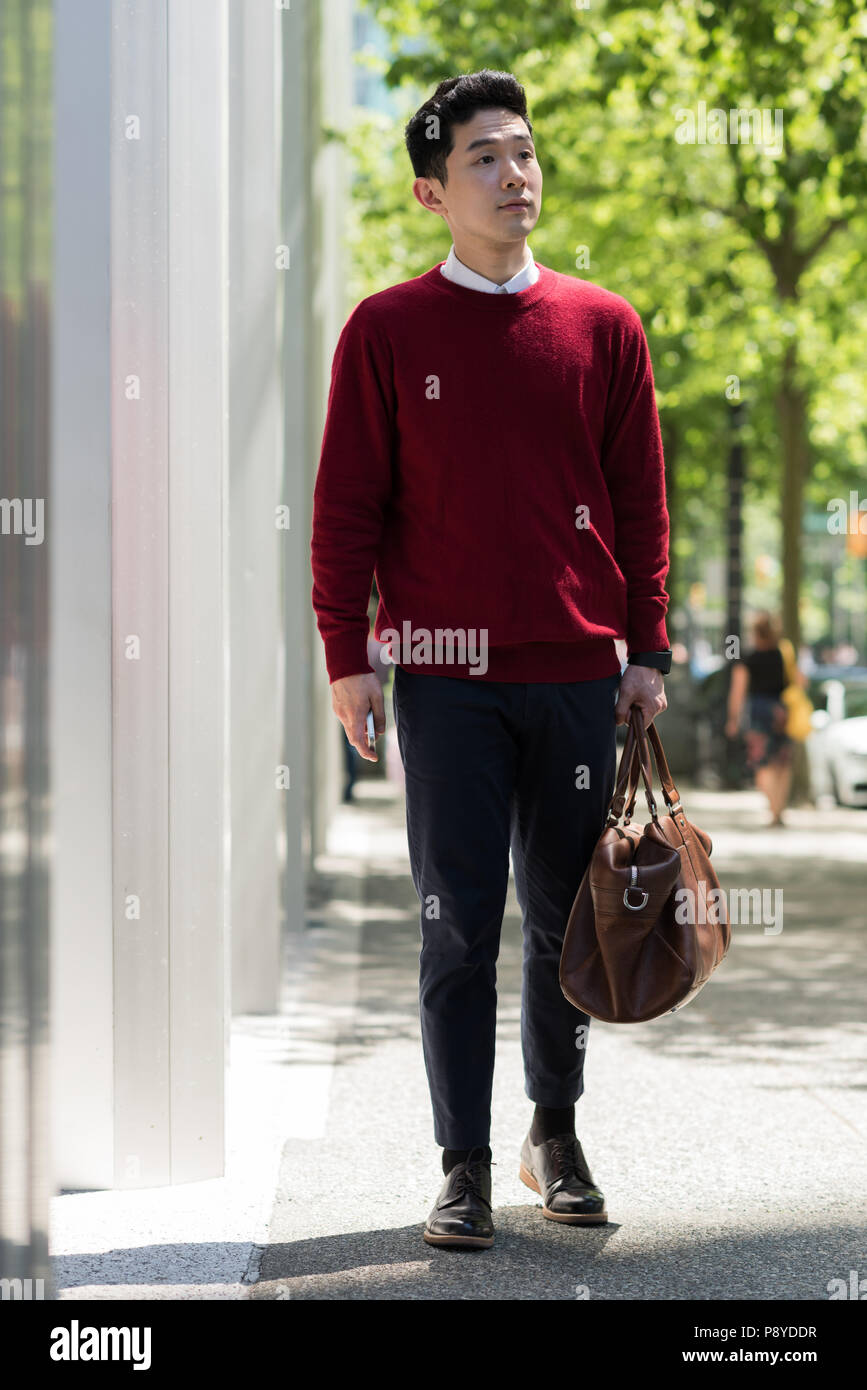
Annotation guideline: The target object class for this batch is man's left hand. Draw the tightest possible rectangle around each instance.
[614,664,667,728]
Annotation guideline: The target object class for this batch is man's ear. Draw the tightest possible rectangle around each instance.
[412,176,446,215]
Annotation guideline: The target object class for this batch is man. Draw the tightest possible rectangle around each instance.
[310,69,670,1250]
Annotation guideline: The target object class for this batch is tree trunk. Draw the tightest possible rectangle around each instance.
[775,341,812,804]
[775,341,809,651]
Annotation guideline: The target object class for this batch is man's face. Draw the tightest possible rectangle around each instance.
[413,106,542,245]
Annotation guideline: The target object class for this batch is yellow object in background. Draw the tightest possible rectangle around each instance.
[778,637,814,741]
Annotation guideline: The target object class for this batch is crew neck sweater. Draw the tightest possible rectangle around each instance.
[311,259,671,683]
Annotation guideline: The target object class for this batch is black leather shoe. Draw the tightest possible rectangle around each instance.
[519,1131,608,1224]
[423,1149,494,1249]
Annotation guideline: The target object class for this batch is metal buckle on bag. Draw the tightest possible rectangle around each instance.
[623,864,649,911]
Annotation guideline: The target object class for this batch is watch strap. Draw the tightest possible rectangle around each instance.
[627,649,672,675]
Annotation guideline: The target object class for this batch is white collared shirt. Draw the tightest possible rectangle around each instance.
[440,243,539,294]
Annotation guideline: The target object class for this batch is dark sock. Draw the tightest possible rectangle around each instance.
[442,1144,492,1175]
[530,1103,575,1145]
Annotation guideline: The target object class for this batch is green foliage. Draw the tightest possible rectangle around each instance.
[1,0,54,302]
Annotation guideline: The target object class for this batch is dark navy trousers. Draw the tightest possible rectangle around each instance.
[391,663,621,1149]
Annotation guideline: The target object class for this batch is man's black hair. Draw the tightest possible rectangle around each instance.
[404,69,532,187]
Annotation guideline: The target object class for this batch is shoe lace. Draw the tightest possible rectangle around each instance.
[451,1147,493,1206]
[548,1135,591,1186]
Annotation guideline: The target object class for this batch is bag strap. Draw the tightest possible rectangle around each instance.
[621,708,684,823]
[647,720,683,812]
[605,706,661,826]
[605,713,642,826]
[626,706,660,821]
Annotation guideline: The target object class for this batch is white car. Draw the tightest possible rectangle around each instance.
[807,680,867,808]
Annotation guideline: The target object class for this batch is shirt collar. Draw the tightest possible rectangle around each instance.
[440,243,539,294]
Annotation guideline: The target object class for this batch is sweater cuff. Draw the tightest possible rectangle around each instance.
[323,629,375,685]
[626,607,670,655]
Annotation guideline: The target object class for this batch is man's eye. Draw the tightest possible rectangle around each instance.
[477,151,535,163]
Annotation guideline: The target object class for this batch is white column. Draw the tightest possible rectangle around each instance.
[227,0,284,1012]
[52,0,115,1191]
[305,0,354,864]
[163,0,228,1183]
[278,0,317,922]
[52,0,228,1189]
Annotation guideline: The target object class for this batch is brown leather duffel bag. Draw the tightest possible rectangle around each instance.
[559,704,731,1023]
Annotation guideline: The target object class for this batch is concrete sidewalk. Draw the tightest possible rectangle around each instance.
[50,777,865,1300]
[249,780,866,1301]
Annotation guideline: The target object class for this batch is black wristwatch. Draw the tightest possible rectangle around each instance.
[627,649,672,675]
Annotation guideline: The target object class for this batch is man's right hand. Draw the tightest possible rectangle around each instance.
[331,672,386,762]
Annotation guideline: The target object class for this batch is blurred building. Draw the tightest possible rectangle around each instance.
[1,0,362,1293]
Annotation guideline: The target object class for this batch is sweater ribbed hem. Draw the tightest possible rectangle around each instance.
[388,638,622,684]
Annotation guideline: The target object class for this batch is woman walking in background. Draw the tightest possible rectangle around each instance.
[725,611,806,827]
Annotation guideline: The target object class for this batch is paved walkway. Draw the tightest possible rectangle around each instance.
[50,776,864,1300]
[249,780,867,1301]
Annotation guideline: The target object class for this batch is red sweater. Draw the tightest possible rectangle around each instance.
[311,260,670,683]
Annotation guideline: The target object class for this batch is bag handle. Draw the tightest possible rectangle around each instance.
[605,706,660,826]
[601,704,684,827]
[622,710,684,822]
[627,706,661,821]
[605,712,641,826]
